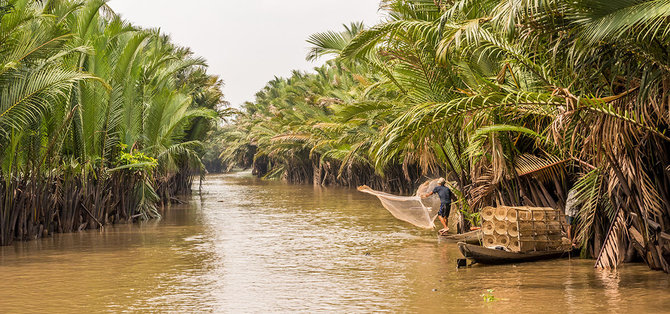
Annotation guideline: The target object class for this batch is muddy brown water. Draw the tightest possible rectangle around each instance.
[1,173,669,313]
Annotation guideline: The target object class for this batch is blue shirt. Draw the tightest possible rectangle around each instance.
[432,185,451,204]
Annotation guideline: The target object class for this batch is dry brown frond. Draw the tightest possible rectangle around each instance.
[595,210,628,269]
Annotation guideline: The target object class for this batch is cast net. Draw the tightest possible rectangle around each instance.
[357,179,443,229]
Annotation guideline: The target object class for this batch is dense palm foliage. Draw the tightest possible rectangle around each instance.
[0,0,226,245]
[221,61,427,193]
[222,0,670,272]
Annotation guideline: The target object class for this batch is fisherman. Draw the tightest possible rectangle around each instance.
[421,177,452,235]
[564,188,579,247]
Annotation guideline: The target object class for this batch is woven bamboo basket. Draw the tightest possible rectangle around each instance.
[482,221,495,235]
[479,206,569,252]
[483,235,496,247]
[532,210,546,221]
[508,222,519,237]
[494,220,508,235]
[494,207,509,221]
[480,206,495,221]
[495,234,510,247]
[506,209,518,222]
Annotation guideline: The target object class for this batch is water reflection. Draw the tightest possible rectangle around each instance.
[0,173,669,312]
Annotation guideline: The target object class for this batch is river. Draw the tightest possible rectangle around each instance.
[1,173,669,313]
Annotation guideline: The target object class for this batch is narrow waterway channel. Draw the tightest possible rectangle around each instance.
[1,173,669,312]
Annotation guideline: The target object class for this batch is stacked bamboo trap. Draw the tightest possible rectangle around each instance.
[480,206,571,252]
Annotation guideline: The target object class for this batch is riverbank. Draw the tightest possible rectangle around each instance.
[0,0,224,246]
[0,169,194,246]
[217,0,670,273]
[1,174,668,312]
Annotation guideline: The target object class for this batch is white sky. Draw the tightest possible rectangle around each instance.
[107,0,384,107]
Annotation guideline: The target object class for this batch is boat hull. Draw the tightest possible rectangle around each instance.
[458,242,569,265]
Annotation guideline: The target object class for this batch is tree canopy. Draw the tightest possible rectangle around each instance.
[221,0,670,272]
[0,0,228,244]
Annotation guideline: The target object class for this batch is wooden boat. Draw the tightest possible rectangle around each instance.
[458,242,570,265]
[439,230,481,244]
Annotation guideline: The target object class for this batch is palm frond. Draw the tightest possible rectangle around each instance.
[595,209,628,269]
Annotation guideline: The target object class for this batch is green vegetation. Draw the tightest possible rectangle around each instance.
[220,0,670,272]
[0,0,227,245]
[481,289,497,302]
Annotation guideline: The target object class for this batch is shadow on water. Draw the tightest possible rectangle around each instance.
[0,172,669,312]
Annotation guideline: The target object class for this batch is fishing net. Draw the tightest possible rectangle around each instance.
[358,179,444,229]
